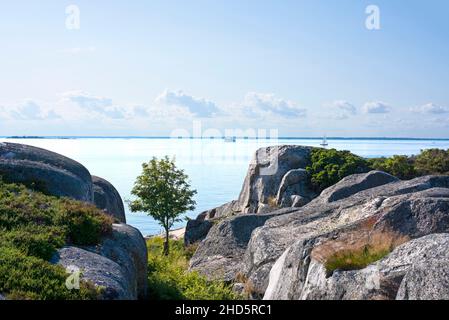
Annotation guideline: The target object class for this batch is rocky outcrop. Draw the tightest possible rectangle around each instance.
[319,170,399,203]
[0,142,93,202]
[48,224,148,301]
[185,146,314,244]
[238,145,313,213]
[275,169,315,207]
[51,225,148,300]
[264,234,449,300]
[185,200,240,245]
[189,208,297,283]
[197,200,241,221]
[253,174,449,298]
[183,142,449,300]
[0,143,147,300]
[51,246,134,300]
[192,162,449,299]
[242,170,406,294]
[0,143,127,223]
[92,176,126,223]
[54,223,147,300]
[185,219,214,246]
[87,224,148,299]
[396,259,449,300]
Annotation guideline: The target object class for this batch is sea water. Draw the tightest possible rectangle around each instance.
[2,137,449,236]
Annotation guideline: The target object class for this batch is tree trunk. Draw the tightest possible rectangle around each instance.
[163,226,170,256]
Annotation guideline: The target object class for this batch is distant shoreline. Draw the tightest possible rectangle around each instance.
[2,136,449,141]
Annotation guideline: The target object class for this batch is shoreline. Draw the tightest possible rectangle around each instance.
[145,227,186,241]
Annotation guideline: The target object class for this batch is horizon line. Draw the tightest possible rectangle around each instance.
[2,135,449,141]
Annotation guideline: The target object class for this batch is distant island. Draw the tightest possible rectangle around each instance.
[6,136,46,139]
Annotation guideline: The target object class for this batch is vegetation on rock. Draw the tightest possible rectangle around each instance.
[0,181,113,299]
[323,230,409,276]
[146,237,239,300]
[368,155,416,180]
[414,148,449,175]
[369,148,449,179]
[306,148,371,192]
[129,157,197,255]
[307,148,449,192]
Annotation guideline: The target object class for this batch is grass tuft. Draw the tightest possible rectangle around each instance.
[322,230,409,276]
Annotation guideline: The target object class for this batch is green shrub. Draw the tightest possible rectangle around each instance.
[0,226,65,260]
[368,155,417,180]
[414,148,449,175]
[146,237,240,300]
[0,246,100,300]
[55,199,113,245]
[306,148,371,192]
[0,181,113,299]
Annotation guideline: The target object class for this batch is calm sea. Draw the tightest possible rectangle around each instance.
[2,138,449,236]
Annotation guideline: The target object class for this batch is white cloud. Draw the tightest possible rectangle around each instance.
[363,101,391,114]
[132,105,150,117]
[333,100,357,115]
[3,100,61,120]
[413,103,449,114]
[237,92,307,119]
[155,90,220,118]
[325,100,357,120]
[63,91,112,109]
[62,91,127,119]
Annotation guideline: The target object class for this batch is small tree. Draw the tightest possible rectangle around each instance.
[129,156,196,255]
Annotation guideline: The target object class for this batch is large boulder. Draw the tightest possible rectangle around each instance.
[0,143,148,300]
[185,200,240,245]
[0,142,93,201]
[396,259,449,300]
[51,246,134,300]
[275,169,315,207]
[185,146,314,244]
[244,173,449,296]
[52,223,148,300]
[264,234,449,300]
[92,176,126,223]
[189,208,297,283]
[88,224,148,299]
[237,145,313,213]
[319,170,399,203]
[184,219,214,246]
[197,200,241,221]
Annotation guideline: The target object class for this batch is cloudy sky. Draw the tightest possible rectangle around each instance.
[1,0,449,137]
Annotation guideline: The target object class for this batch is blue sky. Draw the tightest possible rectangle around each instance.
[0,0,448,137]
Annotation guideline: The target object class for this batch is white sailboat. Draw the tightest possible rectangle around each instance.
[320,135,328,147]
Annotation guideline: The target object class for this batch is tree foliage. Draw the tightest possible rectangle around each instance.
[368,155,416,180]
[306,148,371,192]
[414,148,449,175]
[129,156,196,255]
